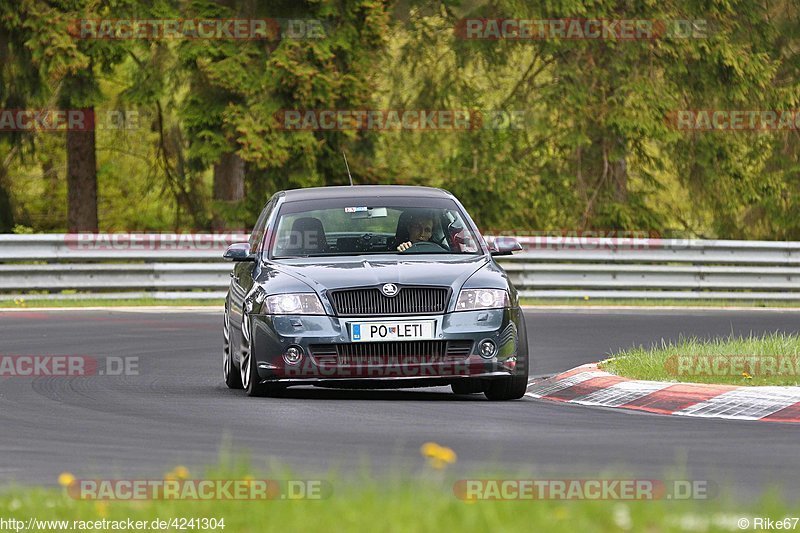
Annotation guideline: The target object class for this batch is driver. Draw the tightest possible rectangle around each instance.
[396,212,434,252]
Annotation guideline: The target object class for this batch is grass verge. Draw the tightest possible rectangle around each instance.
[0,464,795,533]
[601,333,800,386]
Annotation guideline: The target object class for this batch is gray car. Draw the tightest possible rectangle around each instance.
[223,185,529,400]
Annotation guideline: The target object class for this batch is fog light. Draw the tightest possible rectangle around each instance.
[283,346,304,365]
[479,340,496,359]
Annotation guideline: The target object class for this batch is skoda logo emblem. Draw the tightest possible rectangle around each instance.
[382,283,399,297]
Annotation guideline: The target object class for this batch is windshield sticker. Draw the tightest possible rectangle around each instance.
[344,207,368,213]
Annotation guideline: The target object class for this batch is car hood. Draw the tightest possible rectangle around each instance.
[266,255,490,293]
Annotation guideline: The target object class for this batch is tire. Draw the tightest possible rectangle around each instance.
[223,304,243,389]
[239,312,284,397]
[451,379,485,394]
[484,374,528,401]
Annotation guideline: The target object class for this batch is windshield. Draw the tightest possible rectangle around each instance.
[269,199,483,258]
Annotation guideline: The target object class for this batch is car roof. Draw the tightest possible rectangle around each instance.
[279,185,453,202]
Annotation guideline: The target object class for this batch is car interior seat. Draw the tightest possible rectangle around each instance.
[283,216,330,255]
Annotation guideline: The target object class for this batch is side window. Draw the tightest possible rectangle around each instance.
[248,199,275,253]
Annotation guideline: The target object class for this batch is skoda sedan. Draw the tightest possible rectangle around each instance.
[223,185,529,400]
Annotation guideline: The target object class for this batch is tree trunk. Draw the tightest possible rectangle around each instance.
[66,111,98,232]
[212,152,245,230]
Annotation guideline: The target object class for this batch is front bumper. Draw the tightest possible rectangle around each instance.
[249,307,527,385]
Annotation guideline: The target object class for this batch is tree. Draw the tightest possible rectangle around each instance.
[179,0,391,225]
[381,0,795,238]
[178,0,250,230]
[0,0,79,231]
[59,1,133,231]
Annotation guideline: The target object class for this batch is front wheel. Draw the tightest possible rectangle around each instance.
[240,312,284,397]
[484,375,528,401]
[223,304,243,389]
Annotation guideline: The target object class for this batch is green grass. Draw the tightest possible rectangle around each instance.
[0,298,223,308]
[520,297,800,308]
[602,333,800,386]
[1,465,796,533]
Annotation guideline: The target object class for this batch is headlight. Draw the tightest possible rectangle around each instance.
[455,289,509,311]
[265,293,325,315]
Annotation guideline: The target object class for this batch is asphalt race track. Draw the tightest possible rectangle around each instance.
[1,308,799,499]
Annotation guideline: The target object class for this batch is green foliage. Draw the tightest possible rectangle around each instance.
[0,0,798,236]
[376,0,800,236]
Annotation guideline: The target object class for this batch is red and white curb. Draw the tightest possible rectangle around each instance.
[526,363,800,423]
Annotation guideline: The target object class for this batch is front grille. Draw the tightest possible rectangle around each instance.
[330,287,448,316]
[309,340,472,365]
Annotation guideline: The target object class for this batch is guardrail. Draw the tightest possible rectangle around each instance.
[1,234,799,300]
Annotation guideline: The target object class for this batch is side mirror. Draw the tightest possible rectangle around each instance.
[223,242,255,261]
[490,237,523,256]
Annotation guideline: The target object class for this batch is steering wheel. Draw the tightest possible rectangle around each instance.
[399,241,448,253]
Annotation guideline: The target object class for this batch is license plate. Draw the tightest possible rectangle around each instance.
[350,320,436,342]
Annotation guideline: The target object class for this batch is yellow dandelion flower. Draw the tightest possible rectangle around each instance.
[436,447,457,464]
[420,442,440,457]
[420,442,457,469]
[58,472,76,487]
